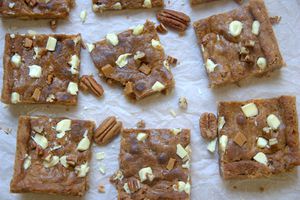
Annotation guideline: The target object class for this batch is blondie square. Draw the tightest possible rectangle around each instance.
[10,115,95,196]
[217,96,300,179]
[90,21,174,100]
[1,34,81,105]
[193,0,284,87]
[111,128,191,199]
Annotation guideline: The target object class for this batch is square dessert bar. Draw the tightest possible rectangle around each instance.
[90,21,174,100]
[10,115,95,196]
[111,129,191,199]
[193,0,284,87]
[217,96,300,179]
[0,0,74,19]
[1,33,82,105]
[92,0,164,12]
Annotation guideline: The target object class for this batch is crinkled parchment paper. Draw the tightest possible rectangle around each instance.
[0,0,300,199]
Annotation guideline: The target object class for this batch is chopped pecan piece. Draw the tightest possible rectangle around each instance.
[127,178,141,193]
[47,74,54,85]
[156,23,168,34]
[269,16,281,25]
[124,82,134,95]
[94,116,122,145]
[80,75,104,97]
[156,9,191,32]
[167,56,178,66]
[166,158,176,170]
[66,154,78,167]
[50,20,57,30]
[199,112,217,140]
[25,0,37,7]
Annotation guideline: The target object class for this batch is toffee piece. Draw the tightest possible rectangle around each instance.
[10,115,95,196]
[1,34,82,105]
[90,21,174,100]
[193,0,284,87]
[217,96,300,179]
[111,128,191,199]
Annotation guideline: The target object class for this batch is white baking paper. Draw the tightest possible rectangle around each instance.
[0,0,300,199]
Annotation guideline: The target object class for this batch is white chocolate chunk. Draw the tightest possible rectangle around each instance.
[96,152,105,160]
[10,34,16,38]
[171,128,182,135]
[253,152,268,165]
[23,155,31,170]
[80,10,87,23]
[177,181,186,192]
[269,138,278,146]
[137,132,148,142]
[116,53,131,68]
[219,135,228,152]
[229,20,243,37]
[241,103,258,117]
[206,59,217,73]
[55,119,71,138]
[182,160,190,169]
[123,183,131,194]
[112,2,122,9]
[68,55,80,74]
[207,138,217,153]
[43,155,60,168]
[46,36,57,51]
[33,47,41,59]
[173,181,190,194]
[28,65,42,78]
[133,24,144,35]
[67,82,79,95]
[218,116,226,131]
[32,134,48,149]
[267,114,281,130]
[138,167,154,182]
[184,182,191,194]
[151,39,162,49]
[86,43,95,52]
[257,57,267,70]
[46,94,55,102]
[151,81,165,92]
[11,53,21,67]
[134,51,145,60]
[176,144,188,159]
[143,0,152,8]
[11,92,20,104]
[77,131,90,151]
[76,162,90,177]
[252,20,261,35]
[106,33,119,46]
[9,2,15,8]
[59,155,68,168]
[257,137,268,148]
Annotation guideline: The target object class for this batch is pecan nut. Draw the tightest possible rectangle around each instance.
[199,112,217,140]
[156,9,191,32]
[94,116,122,145]
[80,75,104,97]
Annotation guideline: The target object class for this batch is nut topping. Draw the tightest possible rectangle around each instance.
[166,158,176,170]
[156,23,168,34]
[94,116,122,145]
[199,113,217,140]
[157,9,191,32]
[80,75,104,97]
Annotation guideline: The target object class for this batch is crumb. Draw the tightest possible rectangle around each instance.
[98,184,105,193]
[233,185,237,189]
[136,120,146,128]
[259,186,264,192]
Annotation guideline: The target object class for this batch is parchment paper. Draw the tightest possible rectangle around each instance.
[1,0,300,199]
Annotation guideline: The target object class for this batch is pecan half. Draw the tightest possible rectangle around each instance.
[127,178,141,193]
[80,75,104,97]
[199,112,217,140]
[94,116,122,145]
[66,154,78,167]
[269,16,281,25]
[156,9,191,32]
